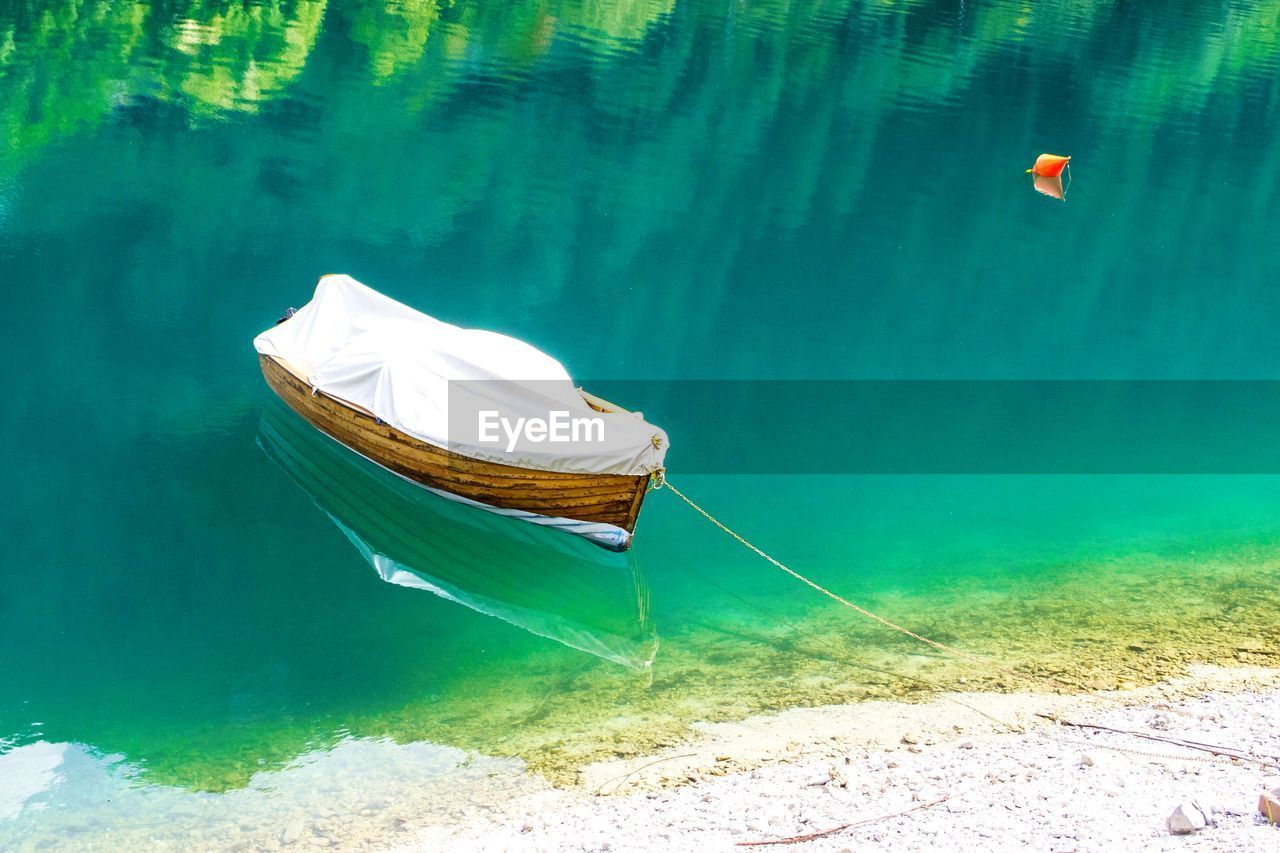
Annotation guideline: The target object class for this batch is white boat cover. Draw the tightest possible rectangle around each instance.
[254,275,668,477]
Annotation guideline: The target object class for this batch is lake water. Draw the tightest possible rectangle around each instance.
[3,0,1280,847]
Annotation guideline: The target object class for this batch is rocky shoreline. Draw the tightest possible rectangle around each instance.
[408,666,1280,852]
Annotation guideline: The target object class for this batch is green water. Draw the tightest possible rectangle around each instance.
[3,0,1280,845]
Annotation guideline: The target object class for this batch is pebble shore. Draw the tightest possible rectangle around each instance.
[409,666,1280,852]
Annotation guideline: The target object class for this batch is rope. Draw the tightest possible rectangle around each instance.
[660,478,1005,674]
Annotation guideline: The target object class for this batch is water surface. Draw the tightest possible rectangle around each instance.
[3,0,1280,847]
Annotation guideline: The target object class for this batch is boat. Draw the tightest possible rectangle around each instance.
[257,400,658,668]
[254,275,669,551]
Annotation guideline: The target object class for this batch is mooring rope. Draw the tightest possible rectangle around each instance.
[660,478,1000,672]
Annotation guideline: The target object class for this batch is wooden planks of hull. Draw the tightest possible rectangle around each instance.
[259,354,651,535]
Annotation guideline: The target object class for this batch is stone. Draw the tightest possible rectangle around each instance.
[1078,754,1095,767]
[280,818,306,846]
[1260,787,1280,825]
[827,766,848,788]
[1166,802,1208,835]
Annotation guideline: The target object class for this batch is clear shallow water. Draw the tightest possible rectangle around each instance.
[3,0,1280,846]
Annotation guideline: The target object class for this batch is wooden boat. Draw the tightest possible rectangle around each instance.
[258,354,655,550]
[254,276,667,551]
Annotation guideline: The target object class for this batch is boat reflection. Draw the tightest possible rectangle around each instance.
[257,401,659,669]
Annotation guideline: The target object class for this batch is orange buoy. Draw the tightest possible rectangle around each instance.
[1026,153,1071,177]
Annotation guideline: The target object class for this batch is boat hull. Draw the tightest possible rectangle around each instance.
[258,354,652,549]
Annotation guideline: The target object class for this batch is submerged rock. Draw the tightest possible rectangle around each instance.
[280,818,306,846]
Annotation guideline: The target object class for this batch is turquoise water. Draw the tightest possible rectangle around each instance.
[3,0,1280,846]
